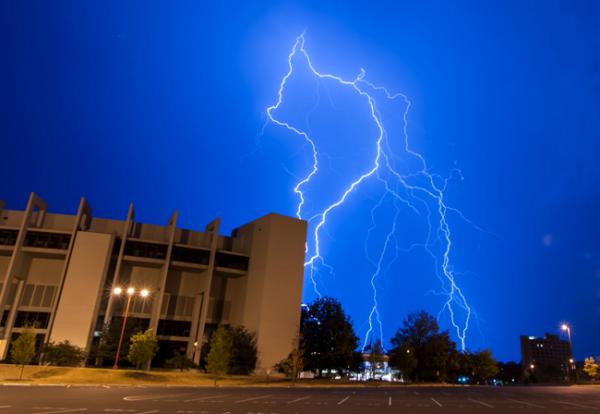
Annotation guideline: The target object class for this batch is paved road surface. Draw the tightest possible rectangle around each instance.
[0,385,598,413]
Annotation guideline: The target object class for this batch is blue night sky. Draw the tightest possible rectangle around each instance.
[1,1,599,362]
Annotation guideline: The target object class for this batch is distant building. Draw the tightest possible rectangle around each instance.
[520,333,572,381]
[353,353,398,382]
[0,193,306,372]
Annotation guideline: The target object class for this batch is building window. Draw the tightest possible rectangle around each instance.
[215,252,249,271]
[14,311,50,329]
[20,285,56,308]
[124,240,167,260]
[0,229,18,246]
[23,231,70,249]
[171,246,210,265]
[157,319,192,337]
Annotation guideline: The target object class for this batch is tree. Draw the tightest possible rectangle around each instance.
[127,329,158,370]
[11,327,37,380]
[90,319,148,367]
[583,357,599,380]
[165,351,196,371]
[349,350,365,373]
[470,350,499,383]
[389,310,457,382]
[388,343,417,381]
[42,340,86,366]
[300,297,359,377]
[206,325,233,383]
[228,326,257,375]
[496,361,522,384]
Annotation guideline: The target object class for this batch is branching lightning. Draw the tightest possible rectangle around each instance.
[266,33,474,350]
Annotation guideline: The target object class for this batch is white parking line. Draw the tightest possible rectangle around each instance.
[287,395,311,404]
[33,409,88,414]
[552,399,599,409]
[124,393,187,401]
[337,396,350,405]
[431,398,443,407]
[234,394,272,403]
[138,410,159,414]
[508,398,545,409]
[469,398,494,408]
[388,396,392,406]
[184,394,230,402]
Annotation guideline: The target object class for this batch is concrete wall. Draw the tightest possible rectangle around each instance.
[234,214,307,372]
[22,256,63,285]
[50,231,113,350]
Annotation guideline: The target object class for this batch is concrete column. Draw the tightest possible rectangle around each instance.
[4,280,24,338]
[191,218,220,365]
[103,203,134,326]
[186,292,204,360]
[148,211,178,332]
[0,193,47,359]
[45,197,92,345]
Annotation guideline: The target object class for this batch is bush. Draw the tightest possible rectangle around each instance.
[42,340,86,366]
[127,329,158,370]
[206,325,232,378]
[229,326,257,375]
[276,347,304,380]
[165,351,196,371]
[10,326,37,380]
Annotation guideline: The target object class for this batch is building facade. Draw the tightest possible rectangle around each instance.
[0,193,307,371]
[520,333,573,381]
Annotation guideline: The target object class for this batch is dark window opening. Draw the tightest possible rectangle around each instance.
[23,231,70,250]
[157,319,192,337]
[14,311,50,329]
[124,240,167,260]
[216,252,249,271]
[171,246,210,265]
[0,229,18,246]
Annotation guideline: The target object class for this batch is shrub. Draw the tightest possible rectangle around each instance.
[42,340,86,366]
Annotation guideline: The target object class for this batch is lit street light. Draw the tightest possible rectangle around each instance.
[561,323,575,383]
[561,323,572,345]
[112,287,149,369]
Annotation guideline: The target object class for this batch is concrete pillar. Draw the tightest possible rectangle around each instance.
[148,211,178,332]
[0,193,47,359]
[103,203,134,326]
[191,218,220,365]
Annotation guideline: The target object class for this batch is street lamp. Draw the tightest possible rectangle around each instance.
[561,323,572,344]
[112,287,149,369]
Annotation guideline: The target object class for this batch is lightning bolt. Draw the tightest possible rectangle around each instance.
[266,33,474,350]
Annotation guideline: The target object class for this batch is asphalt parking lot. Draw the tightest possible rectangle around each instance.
[0,384,598,413]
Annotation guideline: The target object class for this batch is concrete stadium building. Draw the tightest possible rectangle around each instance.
[0,193,306,371]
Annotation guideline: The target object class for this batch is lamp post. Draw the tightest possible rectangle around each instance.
[561,323,574,383]
[112,287,149,369]
[561,323,572,345]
